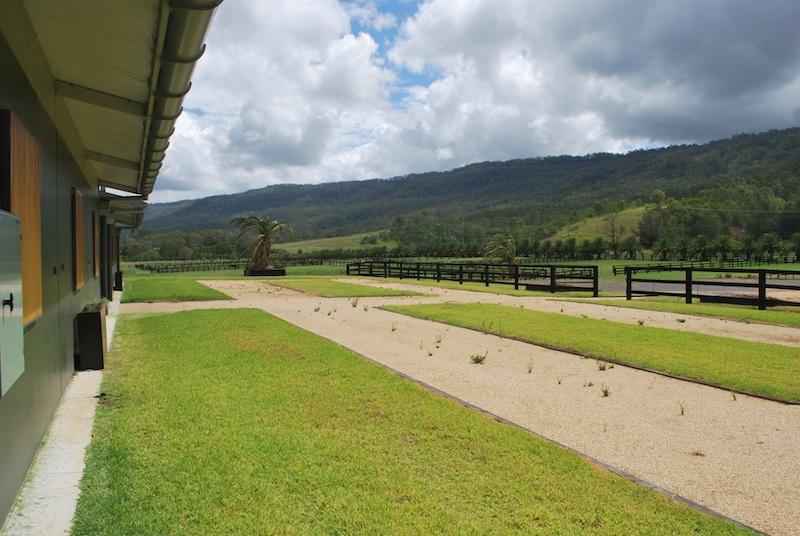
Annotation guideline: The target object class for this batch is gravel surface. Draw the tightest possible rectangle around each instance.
[120,279,800,535]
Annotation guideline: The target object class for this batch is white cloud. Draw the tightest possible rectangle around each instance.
[155,0,800,202]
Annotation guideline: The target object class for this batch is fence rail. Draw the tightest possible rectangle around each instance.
[624,266,800,309]
[610,258,793,276]
[347,261,599,296]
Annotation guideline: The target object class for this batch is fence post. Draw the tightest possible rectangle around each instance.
[593,267,599,297]
[346,264,350,276]
[484,264,490,287]
[685,268,693,304]
[550,266,557,293]
[436,263,441,281]
[514,264,519,290]
[399,262,403,279]
[416,262,421,280]
[459,264,464,285]
[368,262,373,277]
[758,270,767,310]
[384,262,388,278]
[625,268,632,300]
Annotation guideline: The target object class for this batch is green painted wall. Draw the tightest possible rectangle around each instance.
[0,33,104,522]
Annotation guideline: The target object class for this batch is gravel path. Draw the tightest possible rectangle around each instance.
[120,280,800,535]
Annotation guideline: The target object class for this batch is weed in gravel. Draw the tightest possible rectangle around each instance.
[600,384,610,397]
[470,350,488,364]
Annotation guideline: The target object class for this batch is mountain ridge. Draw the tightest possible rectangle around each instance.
[144,128,800,240]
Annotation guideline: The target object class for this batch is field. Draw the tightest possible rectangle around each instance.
[72,309,745,534]
[384,302,800,402]
[550,206,647,241]
[274,231,396,253]
[121,277,231,303]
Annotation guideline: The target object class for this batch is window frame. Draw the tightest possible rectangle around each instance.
[1,110,43,325]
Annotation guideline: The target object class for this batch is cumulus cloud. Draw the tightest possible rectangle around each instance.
[154,0,800,201]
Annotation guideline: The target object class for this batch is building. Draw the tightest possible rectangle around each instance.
[0,0,220,522]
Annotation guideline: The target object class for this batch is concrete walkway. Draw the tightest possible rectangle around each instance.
[0,292,120,536]
[121,280,800,535]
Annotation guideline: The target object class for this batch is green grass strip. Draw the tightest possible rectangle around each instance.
[268,278,422,297]
[363,276,616,297]
[569,297,800,328]
[121,277,230,303]
[384,303,800,402]
[72,309,749,535]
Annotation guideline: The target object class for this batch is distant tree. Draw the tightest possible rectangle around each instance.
[528,239,540,259]
[649,189,666,207]
[564,237,578,259]
[590,237,606,259]
[675,237,691,260]
[604,213,623,245]
[713,236,732,261]
[653,239,672,261]
[758,232,781,261]
[691,235,710,260]
[621,236,640,259]
[230,215,291,268]
[740,236,756,261]
[790,232,800,261]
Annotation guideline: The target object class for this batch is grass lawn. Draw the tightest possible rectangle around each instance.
[121,277,230,303]
[268,277,423,297]
[384,303,800,402]
[72,309,747,534]
[362,276,616,297]
[569,297,800,328]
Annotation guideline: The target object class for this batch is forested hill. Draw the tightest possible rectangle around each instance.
[144,128,800,239]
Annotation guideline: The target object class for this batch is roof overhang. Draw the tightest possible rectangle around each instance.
[0,0,221,225]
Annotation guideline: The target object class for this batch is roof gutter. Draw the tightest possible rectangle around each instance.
[138,0,222,198]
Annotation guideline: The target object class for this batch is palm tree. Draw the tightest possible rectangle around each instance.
[230,215,290,268]
[483,234,517,264]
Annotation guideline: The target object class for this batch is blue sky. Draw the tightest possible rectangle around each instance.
[347,0,438,104]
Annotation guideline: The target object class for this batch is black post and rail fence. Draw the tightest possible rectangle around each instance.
[624,266,800,310]
[347,261,599,296]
